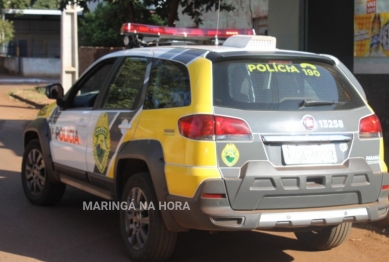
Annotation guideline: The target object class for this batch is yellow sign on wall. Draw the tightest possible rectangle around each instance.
[354,13,389,57]
[354,0,389,57]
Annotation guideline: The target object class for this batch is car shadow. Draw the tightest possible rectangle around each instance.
[0,168,307,262]
[170,230,301,262]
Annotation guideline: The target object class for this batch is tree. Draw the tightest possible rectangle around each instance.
[30,0,58,9]
[0,20,14,45]
[59,0,234,27]
[79,2,165,47]
[0,0,60,45]
[0,0,30,9]
[0,0,30,45]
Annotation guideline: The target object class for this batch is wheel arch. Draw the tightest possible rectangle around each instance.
[115,139,188,232]
[23,118,60,183]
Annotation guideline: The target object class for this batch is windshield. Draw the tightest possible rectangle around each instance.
[213,60,365,111]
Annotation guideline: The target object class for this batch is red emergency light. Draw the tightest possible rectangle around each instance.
[120,23,255,39]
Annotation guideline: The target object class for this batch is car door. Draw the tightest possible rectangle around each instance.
[85,56,149,187]
[50,57,118,180]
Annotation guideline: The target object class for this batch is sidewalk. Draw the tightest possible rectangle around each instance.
[0,73,59,84]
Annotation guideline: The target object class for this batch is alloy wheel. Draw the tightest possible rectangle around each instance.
[24,149,45,195]
[124,187,150,250]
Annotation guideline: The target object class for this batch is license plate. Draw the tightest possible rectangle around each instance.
[282,144,337,164]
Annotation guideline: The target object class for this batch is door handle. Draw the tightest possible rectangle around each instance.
[118,119,132,135]
[118,123,132,130]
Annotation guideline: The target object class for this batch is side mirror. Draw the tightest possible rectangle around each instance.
[45,83,64,99]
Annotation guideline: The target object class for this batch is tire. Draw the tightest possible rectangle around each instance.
[294,222,352,250]
[21,139,66,205]
[120,172,177,262]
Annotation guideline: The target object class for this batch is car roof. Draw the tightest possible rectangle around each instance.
[101,45,336,66]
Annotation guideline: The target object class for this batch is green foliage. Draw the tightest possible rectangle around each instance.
[61,0,235,46]
[0,0,30,43]
[0,0,52,45]
[79,2,165,47]
[0,20,14,45]
[0,0,30,9]
[30,0,58,9]
[79,3,123,47]
[34,86,46,95]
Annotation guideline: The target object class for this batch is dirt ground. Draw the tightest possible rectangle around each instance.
[1,84,388,262]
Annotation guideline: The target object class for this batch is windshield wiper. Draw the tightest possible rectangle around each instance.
[299,100,346,108]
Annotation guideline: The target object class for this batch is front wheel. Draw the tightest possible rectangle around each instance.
[21,139,66,205]
[294,222,352,250]
[120,172,177,262]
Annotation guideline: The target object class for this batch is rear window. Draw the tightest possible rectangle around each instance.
[213,60,364,111]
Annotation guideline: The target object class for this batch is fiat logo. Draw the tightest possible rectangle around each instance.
[302,115,315,130]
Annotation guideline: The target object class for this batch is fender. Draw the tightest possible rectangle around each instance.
[115,140,188,232]
[24,118,60,183]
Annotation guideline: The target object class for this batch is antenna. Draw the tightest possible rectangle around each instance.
[215,0,221,45]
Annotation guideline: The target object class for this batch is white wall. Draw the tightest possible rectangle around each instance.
[1,57,60,77]
[0,57,20,74]
[20,58,60,77]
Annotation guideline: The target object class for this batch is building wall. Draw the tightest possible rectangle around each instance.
[0,57,60,77]
[20,58,60,77]
[268,0,301,50]
[6,19,61,58]
[176,0,268,33]
[0,57,20,74]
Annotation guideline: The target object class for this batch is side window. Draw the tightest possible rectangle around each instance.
[144,59,190,109]
[102,57,147,109]
[70,58,116,108]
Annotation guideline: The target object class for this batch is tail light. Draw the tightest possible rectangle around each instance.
[178,114,252,140]
[359,114,382,139]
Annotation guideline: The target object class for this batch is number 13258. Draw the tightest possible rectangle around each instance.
[318,120,344,128]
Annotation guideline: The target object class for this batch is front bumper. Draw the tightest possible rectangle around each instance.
[166,176,389,231]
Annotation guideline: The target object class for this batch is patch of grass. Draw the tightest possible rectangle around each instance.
[34,86,46,95]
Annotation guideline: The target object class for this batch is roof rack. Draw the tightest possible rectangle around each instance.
[120,23,255,48]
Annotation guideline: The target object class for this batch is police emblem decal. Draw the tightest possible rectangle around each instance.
[93,113,111,173]
[221,143,240,167]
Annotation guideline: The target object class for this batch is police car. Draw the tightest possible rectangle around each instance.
[22,23,389,262]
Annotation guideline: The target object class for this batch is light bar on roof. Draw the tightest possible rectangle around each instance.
[120,23,255,39]
[223,35,277,49]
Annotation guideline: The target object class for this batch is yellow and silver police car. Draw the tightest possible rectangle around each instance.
[22,23,389,262]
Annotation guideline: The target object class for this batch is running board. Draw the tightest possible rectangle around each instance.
[60,175,113,200]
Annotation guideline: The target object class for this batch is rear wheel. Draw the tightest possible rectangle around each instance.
[120,172,177,262]
[294,222,352,250]
[21,139,66,205]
